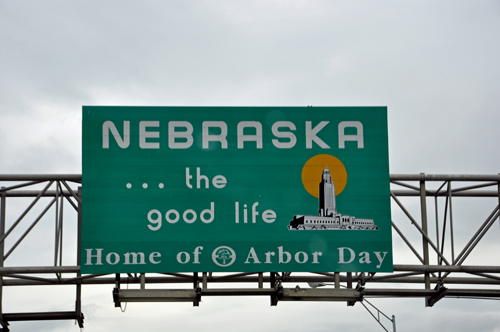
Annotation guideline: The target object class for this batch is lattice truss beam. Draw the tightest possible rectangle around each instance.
[0,174,499,330]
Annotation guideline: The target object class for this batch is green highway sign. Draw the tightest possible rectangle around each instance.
[81,106,392,273]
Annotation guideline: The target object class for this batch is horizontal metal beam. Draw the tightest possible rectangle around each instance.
[3,311,83,322]
[3,274,500,286]
[390,174,500,181]
[4,189,497,198]
[1,264,499,281]
[0,175,81,182]
[116,289,199,302]
[201,288,276,296]
[393,264,500,273]
[1,264,499,275]
[363,288,500,298]
[0,190,78,197]
[113,287,500,303]
[279,288,362,302]
[2,174,498,183]
[2,176,498,198]
[0,266,79,275]
[391,190,498,197]
[116,288,362,302]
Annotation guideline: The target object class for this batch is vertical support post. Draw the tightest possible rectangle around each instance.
[59,188,64,267]
[202,272,208,289]
[498,174,500,235]
[0,187,6,323]
[54,182,60,267]
[448,184,455,263]
[270,272,278,306]
[434,196,440,263]
[54,183,64,267]
[334,272,340,289]
[140,274,146,290]
[115,274,121,289]
[75,187,83,327]
[114,274,121,308]
[438,182,450,267]
[346,272,356,306]
[193,273,199,307]
[193,272,198,289]
[392,315,396,332]
[420,174,431,305]
[258,272,263,289]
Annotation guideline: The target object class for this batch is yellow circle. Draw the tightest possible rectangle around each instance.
[301,154,347,198]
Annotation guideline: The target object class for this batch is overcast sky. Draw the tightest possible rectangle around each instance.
[1,1,500,331]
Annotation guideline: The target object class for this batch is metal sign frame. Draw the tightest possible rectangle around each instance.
[0,174,499,330]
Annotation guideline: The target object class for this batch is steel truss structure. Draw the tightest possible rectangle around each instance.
[0,174,499,331]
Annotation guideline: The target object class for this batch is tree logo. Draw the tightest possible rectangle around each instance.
[212,246,236,267]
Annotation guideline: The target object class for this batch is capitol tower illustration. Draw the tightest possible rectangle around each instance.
[319,166,336,217]
[288,166,378,231]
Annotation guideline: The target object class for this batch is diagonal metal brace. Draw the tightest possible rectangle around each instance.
[391,193,450,265]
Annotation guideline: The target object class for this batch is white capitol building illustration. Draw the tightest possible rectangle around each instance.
[288,166,378,230]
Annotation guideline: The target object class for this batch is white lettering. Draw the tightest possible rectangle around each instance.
[272,121,297,148]
[103,121,130,149]
[149,252,161,264]
[374,251,388,268]
[278,246,291,264]
[166,209,180,223]
[106,252,120,265]
[193,246,203,264]
[237,121,262,149]
[294,251,308,264]
[251,202,259,223]
[212,175,227,189]
[359,251,371,264]
[155,202,215,225]
[235,202,276,224]
[244,247,261,264]
[139,121,160,149]
[85,248,103,265]
[203,121,228,149]
[262,210,276,223]
[185,167,193,189]
[183,209,197,224]
[200,202,215,224]
[169,121,193,149]
[124,252,146,265]
[312,251,322,263]
[265,251,275,263]
[86,249,162,266]
[101,120,367,151]
[147,209,162,231]
[338,121,364,148]
[196,167,209,189]
[338,247,355,264]
[177,252,190,264]
[306,121,330,149]
[235,202,240,223]
[186,168,227,189]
